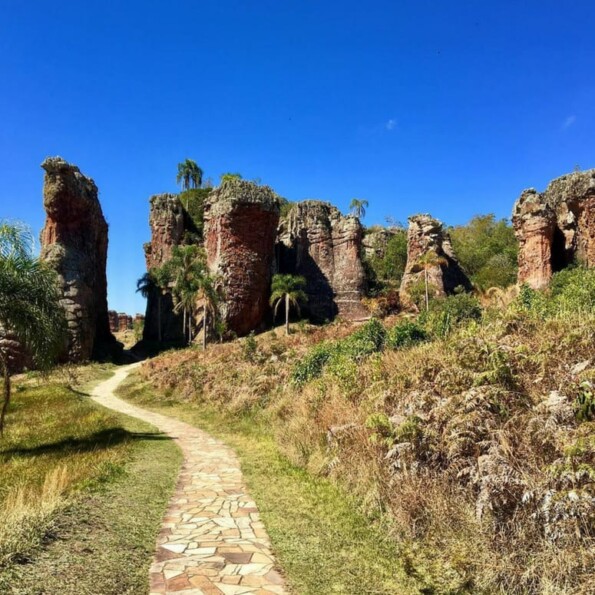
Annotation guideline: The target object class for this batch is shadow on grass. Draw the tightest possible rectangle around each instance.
[1,428,172,458]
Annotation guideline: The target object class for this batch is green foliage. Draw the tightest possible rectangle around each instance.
[365,413,395,447]
[574,381,595,422]
[549,266,595,315]
[220,172,242,183]
[242,332,259,363]
[270,274,308,334]
[292,319,386,385]
[132,318,144,342]
[180,187,211,242]
[176,159,203,191]
[394,415,423,443]
[364,229,408,293]
[450,214,518,289]
[279,197,295,219]
[386,320,427,349]
[419,292,482,337]
[349,198,369,219]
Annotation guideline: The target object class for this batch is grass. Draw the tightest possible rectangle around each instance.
[116,371,420,595]
[0,363,182,594]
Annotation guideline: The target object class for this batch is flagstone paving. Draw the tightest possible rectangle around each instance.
[92,365,287,595]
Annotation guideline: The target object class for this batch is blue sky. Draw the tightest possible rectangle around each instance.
[1,1,594,313]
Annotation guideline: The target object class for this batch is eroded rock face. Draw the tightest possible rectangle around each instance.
[0,330,32,373]
[143,193,185,343]
[40,157,116,362]
[513,169,595,289]
[108,310,119,333]
[400,214,471,303]
[276,201,368,321]
[204,180,280,336]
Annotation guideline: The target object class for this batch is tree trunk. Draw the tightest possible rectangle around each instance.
[203,309,207,351]
[424,268,429,311]
[285,294,290,336]
[0,351,12,436]
[188,309,193,344]
[183,308,187,339]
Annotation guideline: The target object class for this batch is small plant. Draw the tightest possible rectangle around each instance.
[575,381,595,422]
[386,320,427,349]
[242,332,259,363]
[365,413,395,447]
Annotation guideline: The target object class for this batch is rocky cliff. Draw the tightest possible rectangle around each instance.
[400,214,471,304]
[513,169,595,289]
[142,193,185,343]
[39,157,117,362]
[276,201,368,321]
[204,179,280,336]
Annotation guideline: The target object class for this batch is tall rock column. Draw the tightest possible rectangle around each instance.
[204,179,280,336]
[400,214,471,304]
[512,169,595,289]
[142,193,185,343]
[40,157,116,362]
[276,201,368,321]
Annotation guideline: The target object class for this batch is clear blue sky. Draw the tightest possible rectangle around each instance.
[1,1,594,314]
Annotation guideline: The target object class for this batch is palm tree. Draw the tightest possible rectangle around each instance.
[176,159,203,208]
[411,250,448,311]
[196,274,220,350]
[349,198,369,220]
[0,221,66,435]
[269,274,308,335]
[136,270,168,342]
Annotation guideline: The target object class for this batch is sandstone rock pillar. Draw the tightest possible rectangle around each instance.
[204,179,280,336]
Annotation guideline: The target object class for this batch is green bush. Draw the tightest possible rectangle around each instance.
[420,292,482,337]
[550,267,595,315]
[292,342,335,385]
[386,320,427,349]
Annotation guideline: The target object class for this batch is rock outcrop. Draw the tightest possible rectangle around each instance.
[276,201,368,321]
[40,157,117,362]
[118,313,133,332]
[142,193,185,344]
[512,169,595,289]
[362,227,401,261]
[204,179,280,336]
[108,310,119,333]
[400,214,471,303]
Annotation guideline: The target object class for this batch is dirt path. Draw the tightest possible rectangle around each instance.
[91,364,286,595]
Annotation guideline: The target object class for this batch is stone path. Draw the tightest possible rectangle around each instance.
[91,364,287,595]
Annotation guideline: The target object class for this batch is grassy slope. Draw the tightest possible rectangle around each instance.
[0,364,182,595]
[117,372,420,595]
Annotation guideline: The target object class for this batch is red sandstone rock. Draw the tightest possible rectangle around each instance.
[40,157,116,362]
[118,313,133,332]
[513,170,595,289]
[143,194,185,343]
[204,179,280,336]
[277,201,368,321]
[400,214,471,304]
[108,310,119,333]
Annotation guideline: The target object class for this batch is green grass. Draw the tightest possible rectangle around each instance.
[116,372,420,595]
[0,365,182,594]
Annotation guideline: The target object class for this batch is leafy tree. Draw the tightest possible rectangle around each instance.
[270,274,308,335]
[411,250,448,311]
[365,228,408,292]
[450,215,518,290]
[349,198,369,219]
[0,222,66,434]
[176,159,203,194]
[180,187,211,241]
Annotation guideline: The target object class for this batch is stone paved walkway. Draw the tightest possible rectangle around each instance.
[91,364,287,595]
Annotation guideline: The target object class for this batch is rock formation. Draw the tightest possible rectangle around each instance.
[118,313,133,332]
[362,227,401,261]
[40,157,117,362]
[142,193,185,344]
[108,310,119,333]
[0,331,32,373]
[400,214,471,303]
[276,201,368,321]
[204,179,280,336]
[512,169,595,289]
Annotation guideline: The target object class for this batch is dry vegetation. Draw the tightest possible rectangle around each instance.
[139,269,595,594]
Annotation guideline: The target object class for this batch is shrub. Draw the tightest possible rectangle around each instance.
[420,292,482,337]
[550,266,595,316]
[386,320,427,349]
[291,342,335,385]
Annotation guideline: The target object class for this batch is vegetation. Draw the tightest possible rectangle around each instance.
[180,187,211,242]
[0,364,180,594]
[349,198,369,219]
[410,249,448,310]
[450,214,518,290]
[176,159,203,193]
[0,222,66,434]
[269,274,308,335]
[220,172,242,183]
[134,266,595,594]
[363,226,408,295]
[115,371,418,594]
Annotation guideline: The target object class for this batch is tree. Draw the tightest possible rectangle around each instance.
[136,269,169,342]
[196,274,220,350]
[349,198,369,219]
[176,159,203,196]
[269,274,308,335]
[0,222,66,435]
[411,250,448,311]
